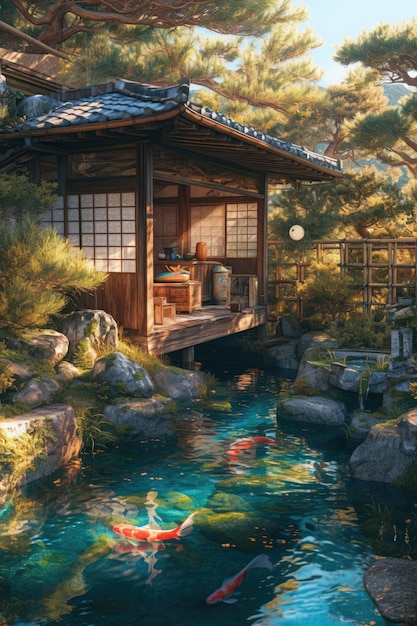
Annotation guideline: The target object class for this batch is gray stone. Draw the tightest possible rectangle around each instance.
[349,411,386,441]
[364,557,417,623]
[367,371,387,394]
[329,363,361,392]
[56,361,81,380]
[153,366,207,400]
[278,315,302,339]
[16,94,61,118]
[264,341,299,371]
[6,329,69,366]
[104,397,177,438]
[295,331,337,359]
[0,359,32,385]
[59,309,118,362]
[349,409,417,482]
[278,396,348,425]
[293,358,331,392]
[92,351,154,398]
[13,374,61,408]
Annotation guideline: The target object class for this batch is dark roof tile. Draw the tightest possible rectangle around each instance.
[2,77,343,174]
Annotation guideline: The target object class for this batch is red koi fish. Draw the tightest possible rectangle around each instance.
[229,436,276,450]
[113,512,195,543]
[206,554,273,604]
[226,436,276,472]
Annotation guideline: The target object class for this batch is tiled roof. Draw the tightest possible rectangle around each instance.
[3,77,342,175]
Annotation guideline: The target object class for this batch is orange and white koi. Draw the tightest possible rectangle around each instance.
[113,512,195,543]
[226,436,276,472]
[228,436,276,451]
[206,554,273,604]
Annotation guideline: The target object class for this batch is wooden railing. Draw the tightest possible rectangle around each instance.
[268,238,417,320]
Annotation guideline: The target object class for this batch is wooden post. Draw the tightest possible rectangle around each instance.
[136,142,154,336]
[181,346,195,369]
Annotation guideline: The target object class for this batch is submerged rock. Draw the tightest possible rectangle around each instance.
[103,397,177,438]
[364,557,417,623]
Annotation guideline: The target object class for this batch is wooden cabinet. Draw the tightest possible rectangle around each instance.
[154,260,220,302]
[153,281,202,313]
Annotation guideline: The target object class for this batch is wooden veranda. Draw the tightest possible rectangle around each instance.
[127,305,266,365]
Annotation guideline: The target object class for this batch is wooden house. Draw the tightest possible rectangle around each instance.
[0,77,343,365]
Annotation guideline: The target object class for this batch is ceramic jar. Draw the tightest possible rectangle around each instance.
[195,242,207,261]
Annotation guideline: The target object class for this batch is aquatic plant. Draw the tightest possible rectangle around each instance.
[74,407,116,453]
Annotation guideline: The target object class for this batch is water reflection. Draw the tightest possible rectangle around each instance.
[0,350,415,624]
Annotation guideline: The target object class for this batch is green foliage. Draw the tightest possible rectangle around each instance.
[269,167,415,245]
[0,219,107,333]
[0,361,15,394]
[348,108,413,155]
[0,420,55,475]
[335,20,417,176]
[76,408,116,453]
[53,4,326,134]
[0,173,57,223]
[297,261,357,324]
[330,315,391,350]
[72,339,96,371]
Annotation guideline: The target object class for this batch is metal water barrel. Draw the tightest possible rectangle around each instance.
[213,264,230,304]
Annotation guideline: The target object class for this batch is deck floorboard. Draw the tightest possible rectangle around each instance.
[126,305,266,355]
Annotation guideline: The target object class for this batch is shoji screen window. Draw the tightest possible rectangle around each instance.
[190,204,225,257]
[66,192,136,272]
[226,202,258,257]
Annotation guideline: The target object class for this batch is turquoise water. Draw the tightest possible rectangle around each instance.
[0,349,413,625]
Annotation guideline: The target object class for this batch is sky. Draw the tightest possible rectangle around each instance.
[299,0,417,84]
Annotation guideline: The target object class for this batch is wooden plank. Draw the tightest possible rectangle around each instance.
[127,306,266,354]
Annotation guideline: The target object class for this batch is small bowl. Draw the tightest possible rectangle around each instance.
[158,253,166,260]
[184,253,195,260]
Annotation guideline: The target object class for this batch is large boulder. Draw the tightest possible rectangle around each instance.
[153,365,207,400]
[59,309,118,364]
[264,341,299,371]
[364,557,417,623]
[5,329,69,366]
[349,408,417,482]
[91,351,154,398]
[278,396,348,426]
[0,405,81,501]
[293,358,331,393]
[104,397,177,438]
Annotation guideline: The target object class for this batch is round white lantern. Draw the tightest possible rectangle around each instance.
[289,225,305,241]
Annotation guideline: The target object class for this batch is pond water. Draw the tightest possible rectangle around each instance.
[0,345,416,626]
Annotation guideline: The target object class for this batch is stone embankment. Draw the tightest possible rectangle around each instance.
[0,309,207,500]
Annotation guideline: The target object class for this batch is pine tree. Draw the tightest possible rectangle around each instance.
[334,20,417,176]
[0,174,107,333]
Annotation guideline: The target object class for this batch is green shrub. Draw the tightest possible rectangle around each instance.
[298,261,358,324]
[0,219,107,334]
[330,315,391,349]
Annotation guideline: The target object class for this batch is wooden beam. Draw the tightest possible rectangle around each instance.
[136,142,154,336]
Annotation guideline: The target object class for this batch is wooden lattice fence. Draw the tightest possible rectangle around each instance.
[268,238,417,320]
